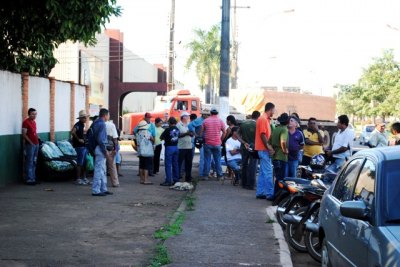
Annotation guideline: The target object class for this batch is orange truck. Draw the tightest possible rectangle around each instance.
[122,89,201,136]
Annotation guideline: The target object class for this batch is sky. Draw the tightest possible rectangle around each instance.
[106,0,400,96]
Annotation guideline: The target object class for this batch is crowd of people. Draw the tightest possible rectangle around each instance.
[21,104,400,198]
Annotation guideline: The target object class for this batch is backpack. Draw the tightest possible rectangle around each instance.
[86,124,97,156]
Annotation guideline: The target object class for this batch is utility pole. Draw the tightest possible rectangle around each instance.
[231,1,250,90]
[219,0,230,120]
[168,0,175,92]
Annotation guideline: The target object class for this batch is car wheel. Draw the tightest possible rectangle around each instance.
[321,237,332,267]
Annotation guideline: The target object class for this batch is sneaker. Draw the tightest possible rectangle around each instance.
[92,192,107,196]
[103,191,113,195]
[82,178,91,185]
[75,179,85,185]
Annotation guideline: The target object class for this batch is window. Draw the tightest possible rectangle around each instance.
[354,159,376,205]
[332,158,363,202]
[191,100,198,111]
[174,101,188,111]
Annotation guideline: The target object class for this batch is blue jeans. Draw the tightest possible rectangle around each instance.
[204,144,223,177]
[25,143,39,182]
[165,146,179,183]
[256,151,274,198]
[199,147,205,176]
[228,158,241,182]
[92,146,108,194]
[285,159,299,178]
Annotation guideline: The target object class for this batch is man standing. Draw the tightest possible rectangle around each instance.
[91,109,113,196]
[189,110,210,177]
[200,108,226,180]
[369,123,388,147]
[302,117,324,166]
[105,120,120,187]
[71,110,90,185]
[238,110,260,189]
[177,112,194,182]
[255,102,275,200]
[286,116,304,177]
[271,113,289,196]
[325,115,355,171]
[22,108,39,185]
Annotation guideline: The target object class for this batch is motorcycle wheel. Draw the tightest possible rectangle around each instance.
[276,196,291,229]
[285,206,308,252]
[304,209,321,262]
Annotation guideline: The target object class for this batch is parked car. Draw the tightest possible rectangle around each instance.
[359,124,375,145]
[319,146,400,267]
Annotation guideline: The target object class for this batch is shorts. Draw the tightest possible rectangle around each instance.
[139,156,152,170]
[75,147,88,166]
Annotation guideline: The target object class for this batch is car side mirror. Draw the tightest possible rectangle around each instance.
[340,201,369,221]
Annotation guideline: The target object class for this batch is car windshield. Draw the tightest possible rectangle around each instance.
[365,126,375,132]
[382,159,400,224]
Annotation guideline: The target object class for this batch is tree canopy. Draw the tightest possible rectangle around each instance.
[336,50,400,121]
[185,24,220,104]
[0,0,121,76]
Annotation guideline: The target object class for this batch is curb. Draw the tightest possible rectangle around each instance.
[266,206,293,267]
[168,190,192,225]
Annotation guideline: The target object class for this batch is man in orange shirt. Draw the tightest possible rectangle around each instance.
[255,102,276,200]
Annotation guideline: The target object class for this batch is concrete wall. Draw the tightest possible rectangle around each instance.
[122,48,158,83]
[0,70,88,187]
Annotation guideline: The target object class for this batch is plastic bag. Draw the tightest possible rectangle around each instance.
[86,154,94,171]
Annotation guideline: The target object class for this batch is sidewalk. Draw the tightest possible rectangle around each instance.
[165,180,284,267]
[0,149,186,267]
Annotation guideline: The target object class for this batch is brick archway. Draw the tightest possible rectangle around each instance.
[106,30,167,128]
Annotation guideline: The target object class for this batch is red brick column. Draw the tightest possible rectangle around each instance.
[85,85,91,128]
[70,81,75,130]
[22,72,29,120]
[49,77,56,142]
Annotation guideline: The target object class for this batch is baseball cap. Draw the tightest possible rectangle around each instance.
[210,107,218,114]
[181,112,190,118]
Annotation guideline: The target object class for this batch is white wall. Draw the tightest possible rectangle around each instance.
[123,48,158,83]
[29,77,50,133]
[123,92,156,113]
[49,41,79,82]
[55,81,71,132]
[75,85,86,119]
[0,71,22,135]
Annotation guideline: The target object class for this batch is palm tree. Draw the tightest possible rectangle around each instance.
[185,24,220,104]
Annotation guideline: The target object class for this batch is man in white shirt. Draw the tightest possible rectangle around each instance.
[177,112,194,182]
[225,127,242,185]
[325,115,355,171]
[105,120,120,187]
[369,123,388,148]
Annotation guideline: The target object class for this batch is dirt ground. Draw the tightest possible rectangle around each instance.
[0,148,187,267]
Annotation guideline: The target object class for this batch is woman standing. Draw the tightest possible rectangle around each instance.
[136,120,154,185]
[153,118,164,175]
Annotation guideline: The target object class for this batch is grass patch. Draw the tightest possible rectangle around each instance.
[150,244,171,267]
[154,212,185,241]
[185,195,196,211]
[266,218,276,224]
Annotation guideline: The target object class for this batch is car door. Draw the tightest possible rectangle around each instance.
[322,158,364,267]
[340,159,376,267]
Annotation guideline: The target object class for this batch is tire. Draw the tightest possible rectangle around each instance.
[321,237,332,267]
[285,206,308,252]
[276,196,291,229]
[305,230,321,262]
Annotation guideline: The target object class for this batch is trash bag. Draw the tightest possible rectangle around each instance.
[86,153,94,172]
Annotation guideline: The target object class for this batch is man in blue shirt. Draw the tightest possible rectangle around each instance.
[189,110,210,177]
[91,109,114,196]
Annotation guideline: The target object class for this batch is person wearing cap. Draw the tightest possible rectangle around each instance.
[271,113,290,197]
[136,120,154,185]
[177,112,194,182]
[200,107,226,180]
[160,117,180,186]
[71,110,90,185]
[134,112,156,176]
[286,116,304,178]
[255,102,275,200]
[325,115,355,171]
[368,122,389,147]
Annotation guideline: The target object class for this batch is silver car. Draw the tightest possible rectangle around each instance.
[319,146,400,267]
